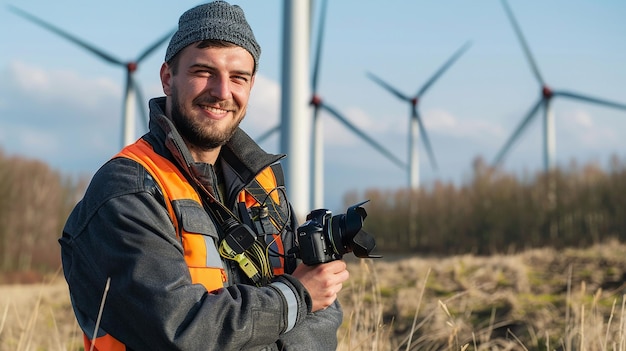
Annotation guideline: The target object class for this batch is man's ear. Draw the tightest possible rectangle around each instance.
[160,62,172,96]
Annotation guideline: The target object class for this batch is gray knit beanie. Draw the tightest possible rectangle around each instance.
[165,1,261,72]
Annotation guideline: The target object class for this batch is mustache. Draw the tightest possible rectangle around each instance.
[193,96,237,111]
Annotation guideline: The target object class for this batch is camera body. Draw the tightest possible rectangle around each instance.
[295,201,379,265]
[297,208,338,265]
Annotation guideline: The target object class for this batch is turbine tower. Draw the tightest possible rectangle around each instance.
[9,5,174,148]
[367,41,471,190]
[308,0,405,209]
[263,0,405,209]
[281,0,311,218]
[494,0,626,171]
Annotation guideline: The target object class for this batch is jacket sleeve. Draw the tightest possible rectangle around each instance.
[274,203,344,350]
[277,300,343,350]
[59,158,312,351]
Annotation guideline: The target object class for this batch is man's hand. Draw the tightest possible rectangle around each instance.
[291,260,349,312]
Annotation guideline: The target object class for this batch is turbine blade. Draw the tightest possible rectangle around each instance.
[256,125,280,144]
[320,102,406,169]
[554,90,626,111]
[413,107,438,170]
[416,41,472,97]
[493,98,543,166]
[366,72,411,102]
[310,0,328,93]
[501,0,545,86]
[9,5,123,66]
[132,75,149,130]
[136,28,176,63]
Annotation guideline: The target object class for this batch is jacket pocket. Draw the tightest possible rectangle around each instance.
[172,199,226,292]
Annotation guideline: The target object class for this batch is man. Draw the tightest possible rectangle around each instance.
[59,1,349,350]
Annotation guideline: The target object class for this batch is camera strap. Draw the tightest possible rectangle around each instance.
[245,167,289,233]
[189,178,268,286]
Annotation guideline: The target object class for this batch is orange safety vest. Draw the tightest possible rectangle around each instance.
[84,138,287,351]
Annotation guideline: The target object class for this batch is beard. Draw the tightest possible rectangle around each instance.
[170,85,244,151]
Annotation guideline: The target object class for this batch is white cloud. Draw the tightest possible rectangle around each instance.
[563,109,620,147]
[572,110,593,128]
[18,128,61,155]
[0,61,124,172]
[423,108,506,140]
[7,60,120,110]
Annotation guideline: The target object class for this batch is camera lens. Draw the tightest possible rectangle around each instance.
[328,214,349,256]
[295,200,379,265]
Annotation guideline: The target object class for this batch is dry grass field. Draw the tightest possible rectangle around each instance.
[2,241,626,350]
[0,272,81,351]
[339,240,626,350]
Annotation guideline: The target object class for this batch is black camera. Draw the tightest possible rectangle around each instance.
[293,200,380,265]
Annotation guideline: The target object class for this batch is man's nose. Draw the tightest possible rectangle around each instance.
[208,76,231,100]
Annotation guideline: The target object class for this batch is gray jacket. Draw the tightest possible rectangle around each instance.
[60,97,342,350]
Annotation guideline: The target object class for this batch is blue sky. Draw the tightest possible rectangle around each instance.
[1,0,625,213]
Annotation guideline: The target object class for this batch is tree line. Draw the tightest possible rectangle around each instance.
[0,150,87,276]
[346,156,626,255]
[1,148,626,276]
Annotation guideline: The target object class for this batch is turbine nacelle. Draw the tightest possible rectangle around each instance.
[542,86,553,99]
[126,62,138,73]
[310,95,322,107]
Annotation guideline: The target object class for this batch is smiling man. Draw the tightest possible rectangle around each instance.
[59,2,348,350]
[164,41,254,162]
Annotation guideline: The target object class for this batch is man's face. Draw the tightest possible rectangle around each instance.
[161,43,255,150]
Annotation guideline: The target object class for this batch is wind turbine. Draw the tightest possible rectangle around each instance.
[262,0,405,207]
[9,5,175,148]
[493,0,626,171]
[367,41,471,190]
[308,0,405,209]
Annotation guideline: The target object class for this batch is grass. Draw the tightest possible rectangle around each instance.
[337,240,626,350]
[0,271,81,351]
[2,241,626,350]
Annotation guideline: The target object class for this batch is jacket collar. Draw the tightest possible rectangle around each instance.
[146,97,285,202]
